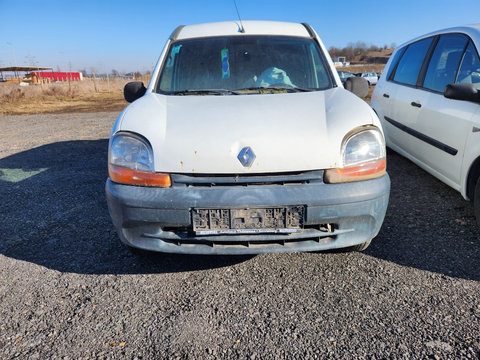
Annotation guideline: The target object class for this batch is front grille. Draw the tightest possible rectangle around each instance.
[171,170,324,187]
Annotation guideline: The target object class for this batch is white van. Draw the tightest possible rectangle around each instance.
[106,21,390,254]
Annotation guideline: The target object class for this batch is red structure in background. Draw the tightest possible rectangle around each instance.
[32,71,82,81]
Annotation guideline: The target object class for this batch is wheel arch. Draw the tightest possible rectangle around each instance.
[466,156,480,200]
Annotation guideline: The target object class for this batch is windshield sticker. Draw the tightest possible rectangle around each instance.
[172,44,182,55]
[221,48,230,79]
[166,45,182,67]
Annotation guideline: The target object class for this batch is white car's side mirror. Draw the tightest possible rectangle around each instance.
[444,83,480,104]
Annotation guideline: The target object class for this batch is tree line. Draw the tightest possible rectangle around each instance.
[329,41,396,60]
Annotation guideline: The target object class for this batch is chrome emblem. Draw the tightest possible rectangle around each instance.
[237,147,256,167]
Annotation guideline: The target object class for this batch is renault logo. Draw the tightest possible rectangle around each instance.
[237,147,256,167]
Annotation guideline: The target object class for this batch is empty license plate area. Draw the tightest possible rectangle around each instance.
[192,206,305,235]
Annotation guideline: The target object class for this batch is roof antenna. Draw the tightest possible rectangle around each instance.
[233,0,245,33]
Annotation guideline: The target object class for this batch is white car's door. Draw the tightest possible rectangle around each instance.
[387,86,430,157]
[403,34,479,189]
[382,37,434,156]
[408,93,475,189]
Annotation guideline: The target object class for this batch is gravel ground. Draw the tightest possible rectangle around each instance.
[0,112,479,359]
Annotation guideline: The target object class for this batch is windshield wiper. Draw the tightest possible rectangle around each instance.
[171,89,239,95]
[235,86,314,93]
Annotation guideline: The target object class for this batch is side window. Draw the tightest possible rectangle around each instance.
[386,47,405,80]
[456,41,480,90]
[310,43,330,89]
[423,34,468,92]
[393,37,433,86]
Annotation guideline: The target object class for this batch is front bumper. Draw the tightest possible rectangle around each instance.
[105,173,390,254]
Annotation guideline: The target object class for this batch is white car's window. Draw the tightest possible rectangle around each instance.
[157,36,332,94]
[456,41,480,90]
[423,34,468,93]
[393,37,433,86]
[386,48,406,79]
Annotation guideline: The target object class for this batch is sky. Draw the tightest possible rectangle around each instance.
[1,0,479,74]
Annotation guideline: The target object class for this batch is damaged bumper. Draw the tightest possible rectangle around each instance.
[106,172,390,255]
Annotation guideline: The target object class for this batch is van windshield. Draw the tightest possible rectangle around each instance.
[156,36,332,95]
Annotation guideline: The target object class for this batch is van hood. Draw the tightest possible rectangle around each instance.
[116,89,376,174]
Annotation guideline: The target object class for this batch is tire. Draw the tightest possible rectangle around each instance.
[349,239,372,252]
[321,239,372,253]
[475,177,480,226]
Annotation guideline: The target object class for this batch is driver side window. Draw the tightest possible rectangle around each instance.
[422,34,468,93]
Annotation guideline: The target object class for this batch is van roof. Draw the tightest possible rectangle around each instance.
[171,21,312,40]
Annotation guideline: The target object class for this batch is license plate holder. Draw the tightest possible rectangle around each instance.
[192,206,305,235]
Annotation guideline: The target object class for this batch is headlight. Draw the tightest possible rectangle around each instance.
[108,132,171,187]
[324,127,386,183]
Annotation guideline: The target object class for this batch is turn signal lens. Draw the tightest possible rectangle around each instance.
[109,164,171,187]
[324,158,386,183]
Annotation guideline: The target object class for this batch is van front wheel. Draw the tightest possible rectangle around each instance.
[349,239,372,252]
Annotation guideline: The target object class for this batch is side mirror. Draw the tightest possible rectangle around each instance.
[344,76,369,98]
[124,82,146,103]
[444,83,480,104]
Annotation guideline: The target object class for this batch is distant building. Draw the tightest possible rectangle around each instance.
[334,56,350,67]
[31,71,83,81]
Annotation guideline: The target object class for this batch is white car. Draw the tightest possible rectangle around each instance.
[358,72,378,86]
[106,21,390,254]
[371,24,480,224]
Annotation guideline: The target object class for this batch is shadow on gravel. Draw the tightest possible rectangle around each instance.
[0,142,478,280]
[364,150,480,282]
[0,140,252,275]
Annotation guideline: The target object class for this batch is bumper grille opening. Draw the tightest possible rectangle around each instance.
[142,223,340,249]
[155,223,338,238]
[171,170,324,187]
[159,236,335,249]
[306,223,338,233]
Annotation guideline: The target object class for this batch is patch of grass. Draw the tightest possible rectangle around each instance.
[336,64,386,74]
[1,92,127,115]
[0,77,148,115]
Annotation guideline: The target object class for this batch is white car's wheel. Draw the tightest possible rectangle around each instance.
[475,177,480,226]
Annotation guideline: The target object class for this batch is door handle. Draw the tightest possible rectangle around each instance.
[411,101,422,108]
[383,93,390,98]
